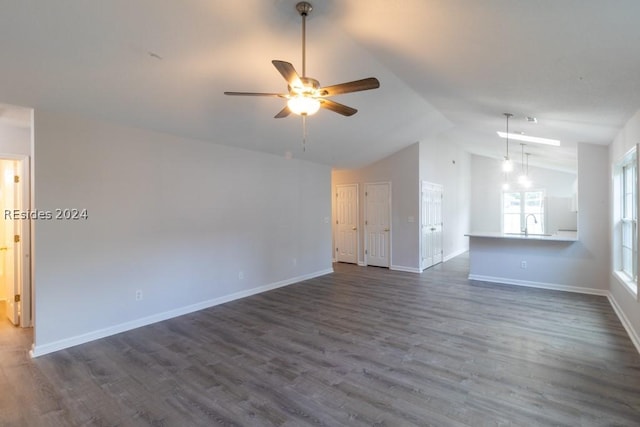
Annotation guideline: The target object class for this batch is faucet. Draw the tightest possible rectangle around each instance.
[523,214,538,236]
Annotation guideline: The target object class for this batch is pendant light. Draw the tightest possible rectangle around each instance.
[518,143,527,185]
[523,152,532,188]
[502,113,514,172]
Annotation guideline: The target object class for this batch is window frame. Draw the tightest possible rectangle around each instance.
[502,189,546,235]
[613,145,639,299]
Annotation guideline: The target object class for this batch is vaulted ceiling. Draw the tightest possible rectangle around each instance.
[1,0,639,172]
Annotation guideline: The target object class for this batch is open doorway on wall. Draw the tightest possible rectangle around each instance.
[0,156,31,328]
[0,103,34,334]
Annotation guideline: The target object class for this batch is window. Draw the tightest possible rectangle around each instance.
[614,146,638,295]
[502,190,545,234]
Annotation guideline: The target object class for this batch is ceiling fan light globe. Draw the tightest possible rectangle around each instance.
[287,96,320,116]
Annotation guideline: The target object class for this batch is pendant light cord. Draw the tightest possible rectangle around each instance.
[505,113,512,159]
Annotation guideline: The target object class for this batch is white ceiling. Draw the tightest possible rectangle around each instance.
[1,0,640,172]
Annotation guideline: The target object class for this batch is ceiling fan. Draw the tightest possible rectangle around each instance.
[224,1,380,118]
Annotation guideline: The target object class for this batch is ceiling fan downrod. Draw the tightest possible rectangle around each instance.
[296,2,312,77]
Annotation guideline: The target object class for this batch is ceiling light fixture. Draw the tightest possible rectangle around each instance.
[502,113,514,172]
[517,144,533,188]
[497,131,560,146]
[287,95,321,116]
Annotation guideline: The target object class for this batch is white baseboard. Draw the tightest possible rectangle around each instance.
[390,265,422,274]
[468,274,609,296]
[357,261,366,266]
[30,268,334,358]
[444,248,468,263]
[607,294,640,355]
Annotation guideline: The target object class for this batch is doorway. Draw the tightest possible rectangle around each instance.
[335,184,359,264]
[421,181,443,270]
[0,156,31,328]
[365,182,391,267]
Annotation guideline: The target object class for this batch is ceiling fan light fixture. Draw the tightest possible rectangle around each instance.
[287,95,320,116]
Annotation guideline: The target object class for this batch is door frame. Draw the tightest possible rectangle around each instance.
[334,183,359,264]
[364,181,391,267]
[0,153,32,328]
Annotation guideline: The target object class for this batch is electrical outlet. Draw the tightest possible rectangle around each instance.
[238,271,244,280]
[135,290,143,301]
[521,261,527,269]
[292,258,297,267]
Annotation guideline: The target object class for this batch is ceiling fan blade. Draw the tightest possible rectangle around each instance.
[272,60,303,88]
[274,106,291,118]
[224,92,287,97]
[318,77,380,97]
[319,99,357,116]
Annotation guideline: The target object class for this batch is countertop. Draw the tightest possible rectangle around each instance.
[465,231,578,242]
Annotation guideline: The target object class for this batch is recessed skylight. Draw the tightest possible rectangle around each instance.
[496,131,560,146]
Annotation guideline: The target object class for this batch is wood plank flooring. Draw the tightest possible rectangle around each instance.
[2,254,640,426]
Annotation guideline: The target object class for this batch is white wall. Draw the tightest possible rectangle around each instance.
[419,139,471,260]
[468,143,609,292]
[470,154,577,233]
[332,143,420,270]
[32,110,333,356]
[609,109,640,350]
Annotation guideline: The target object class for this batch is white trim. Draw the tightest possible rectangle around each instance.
[357,261,366,267]
[390,265,422,274]
[444,248,468,263]
[30,268,333,358]
[607,293,640,355]
[468,274,609,296]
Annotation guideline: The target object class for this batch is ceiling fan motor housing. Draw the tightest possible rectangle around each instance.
[296,2,313,16]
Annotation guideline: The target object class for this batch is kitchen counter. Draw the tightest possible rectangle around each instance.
[465,230,578,242]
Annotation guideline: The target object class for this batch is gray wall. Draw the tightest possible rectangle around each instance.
[32,110,333,355]
[468,143,609,292]
[419,139,471,260]
[470,154,577,233]
[0,123,31,156]
[332,140,471,271]
[332,143,420,270]
[609,108,640,351]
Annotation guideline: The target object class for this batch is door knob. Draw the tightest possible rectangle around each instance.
[352,227,357,230]
[384,228,390,232]
[0,247,7,251]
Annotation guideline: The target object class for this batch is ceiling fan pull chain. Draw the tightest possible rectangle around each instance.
[302,115,307,152]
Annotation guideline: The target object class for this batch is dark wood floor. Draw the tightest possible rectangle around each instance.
[2,254,640,426]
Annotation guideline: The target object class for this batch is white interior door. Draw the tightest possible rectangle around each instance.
[421,181,443,270]
[365,182,390,267]
[1,159,19,325]
[335,184,358,264]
